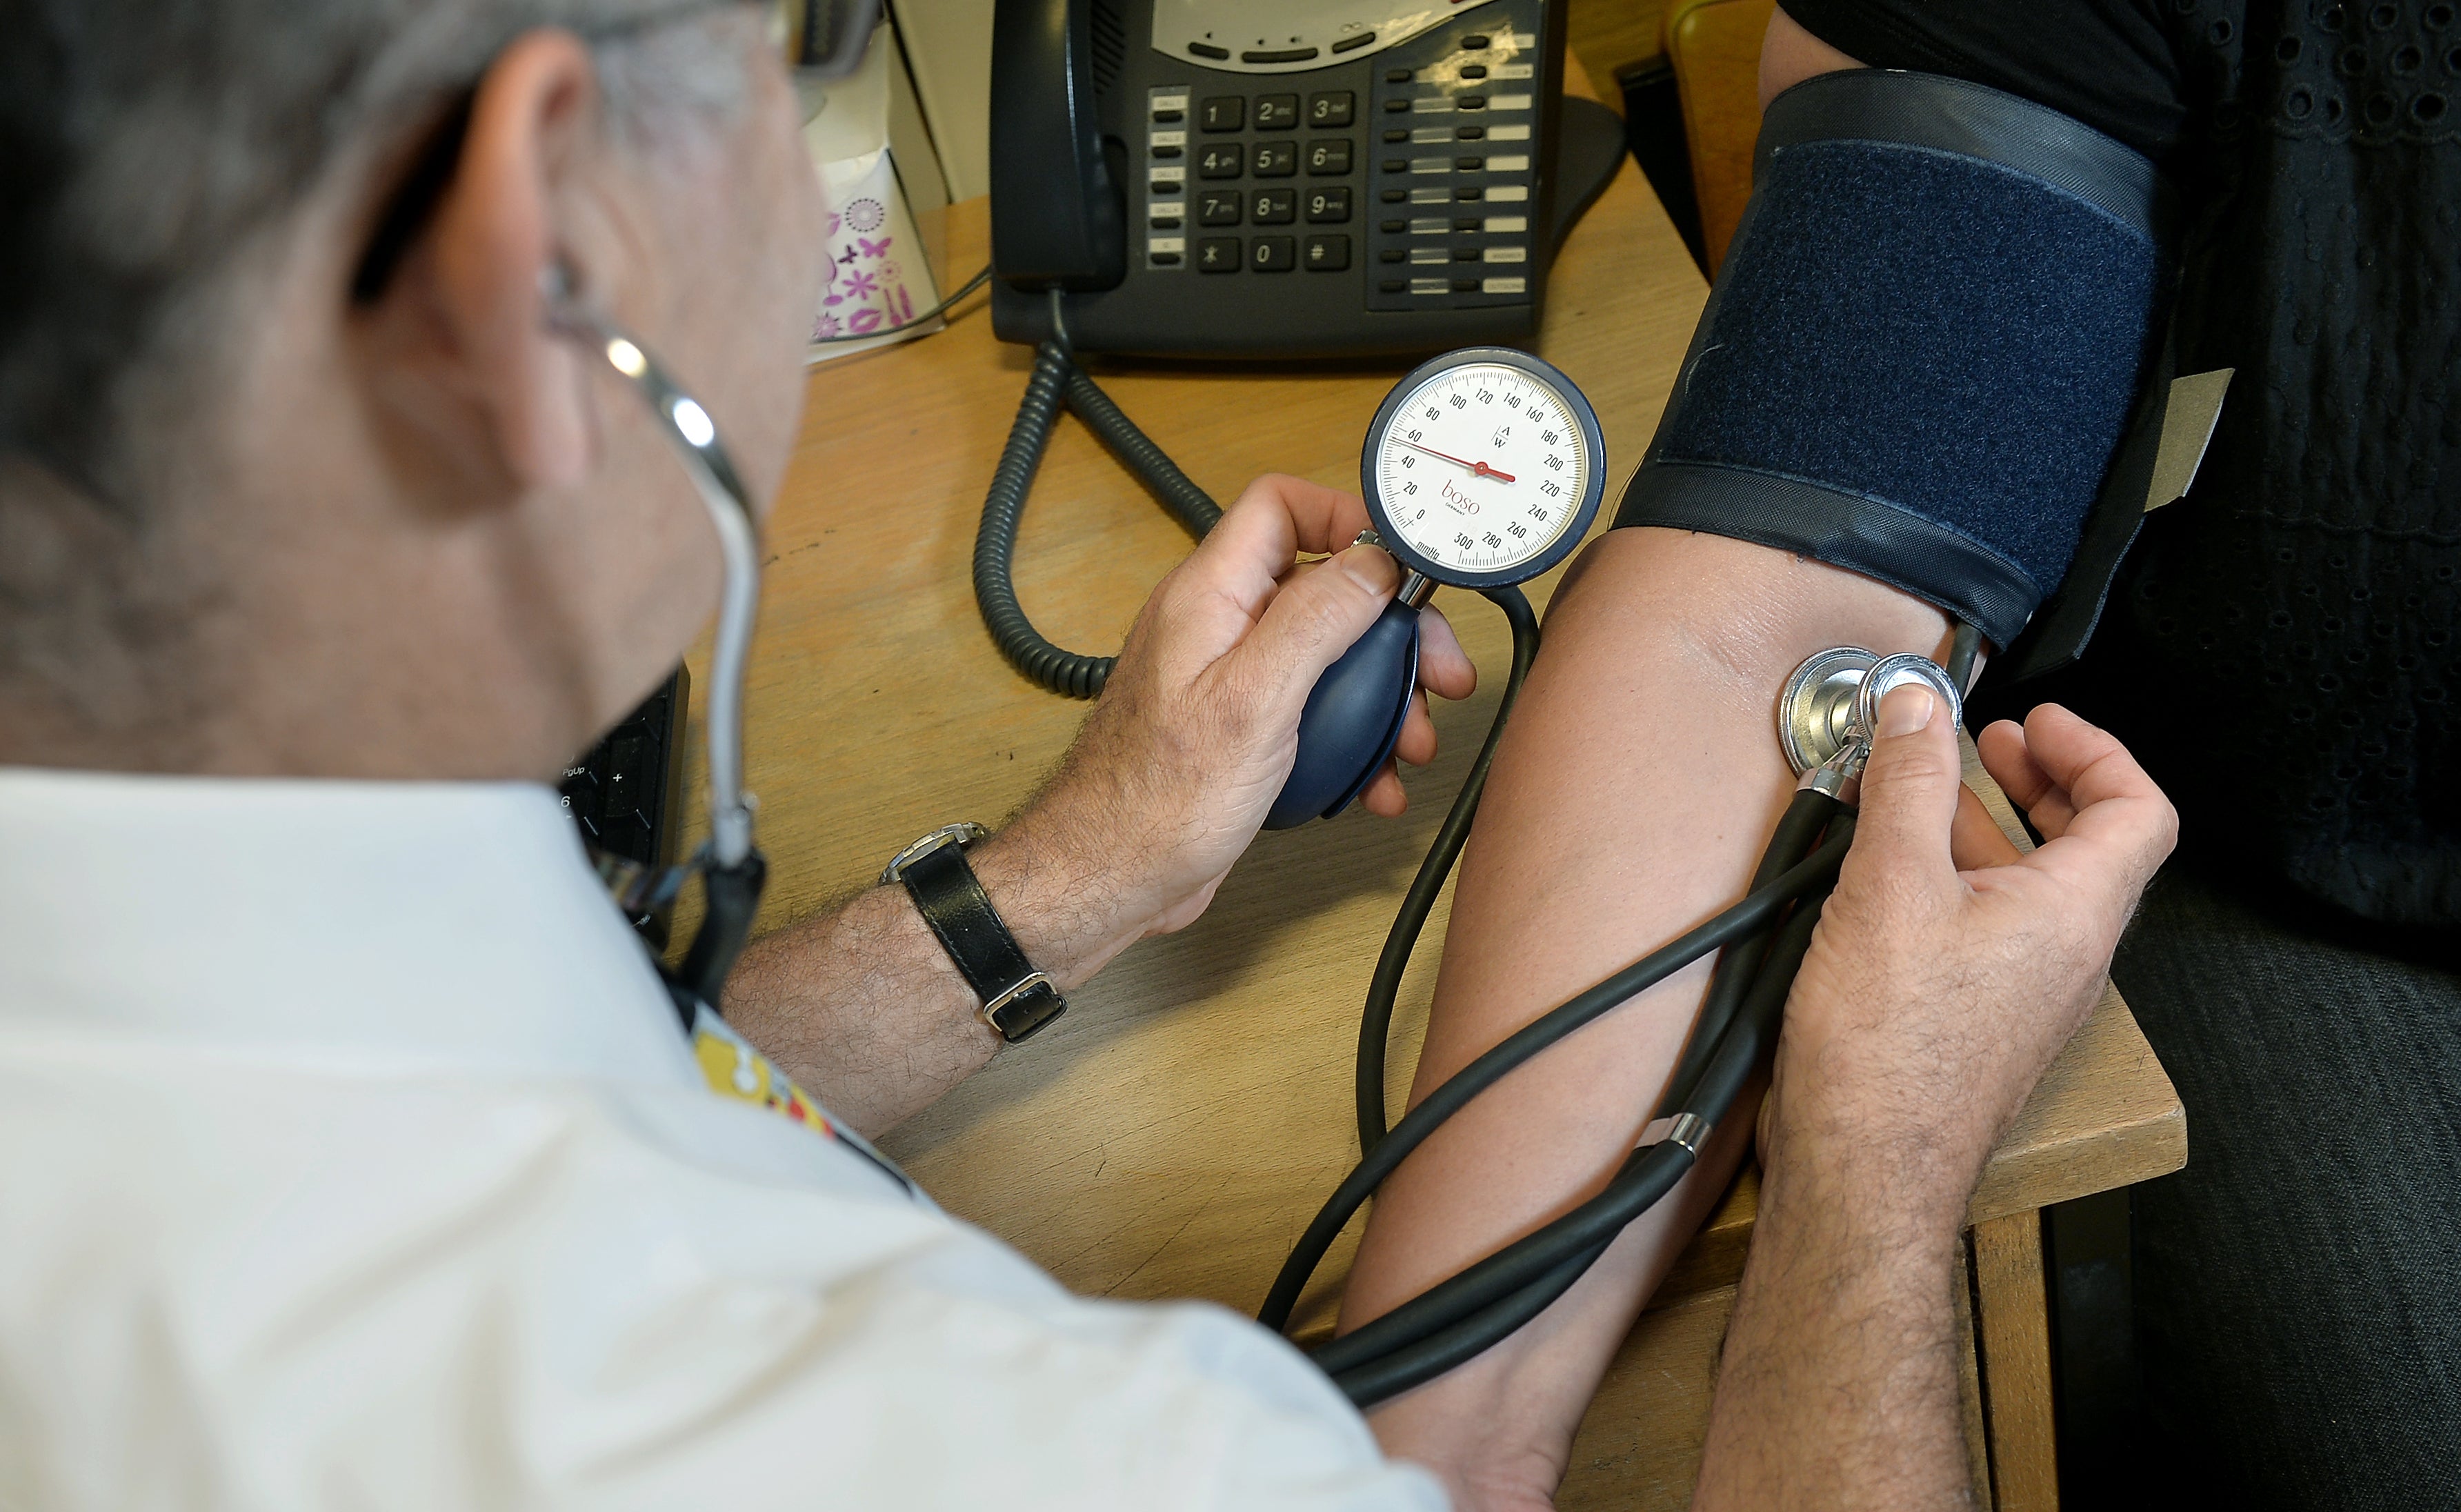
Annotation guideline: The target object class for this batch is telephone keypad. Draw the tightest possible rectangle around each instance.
[1306,186,1353,223]
[1138,8,1539,299]
[1254,94,1300,129]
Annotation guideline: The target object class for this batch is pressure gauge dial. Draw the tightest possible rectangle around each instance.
[1362,348,1607,589]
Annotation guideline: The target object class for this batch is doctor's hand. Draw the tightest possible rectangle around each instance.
[970,474,1475,985]
[1759,691,2179,1225]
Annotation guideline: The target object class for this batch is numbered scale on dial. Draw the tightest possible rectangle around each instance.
[1266,348,1606,829]
[1366,350,1604,586]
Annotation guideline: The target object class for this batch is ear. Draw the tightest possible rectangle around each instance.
[421,29,603,490]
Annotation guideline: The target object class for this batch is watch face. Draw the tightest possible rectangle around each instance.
[1364,351,1602,586]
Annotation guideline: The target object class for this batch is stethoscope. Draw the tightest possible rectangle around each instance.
[563,295,1977,1406]
[545,278,770,1030]
[983,337,1974,1405]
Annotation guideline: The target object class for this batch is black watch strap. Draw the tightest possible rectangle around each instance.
[884,825,1066,1044]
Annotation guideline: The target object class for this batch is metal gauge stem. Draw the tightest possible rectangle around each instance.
[1361,347,1607,590]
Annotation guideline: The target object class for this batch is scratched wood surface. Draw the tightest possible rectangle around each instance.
[673,64,2184,1503]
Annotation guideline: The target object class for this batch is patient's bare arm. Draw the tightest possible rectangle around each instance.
[1342,527,1949,1507]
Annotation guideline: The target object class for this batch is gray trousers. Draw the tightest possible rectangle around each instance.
[2114,862,2460,1509]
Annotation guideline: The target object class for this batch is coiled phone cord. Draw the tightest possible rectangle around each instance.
[976,336,1222,697]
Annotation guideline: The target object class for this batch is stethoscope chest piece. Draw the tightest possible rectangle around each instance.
[1778,646,1965,775]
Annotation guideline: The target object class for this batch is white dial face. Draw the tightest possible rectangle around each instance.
[1372,363,1591,579]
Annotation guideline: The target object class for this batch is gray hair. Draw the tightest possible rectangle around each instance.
[0,0,753,515]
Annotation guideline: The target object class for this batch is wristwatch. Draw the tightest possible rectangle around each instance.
[881,822,1068,1044]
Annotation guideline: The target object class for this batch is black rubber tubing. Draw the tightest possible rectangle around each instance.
[1324,862,1839,1403]
[975,341,1222,697]
[1257,805,1851,1333]
[1311,810,1839,1381]
[1355,584,1543,1155]
[1653,788,1837,1120]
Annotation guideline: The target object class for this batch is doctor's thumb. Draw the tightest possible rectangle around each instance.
[1849,683,1964,871]
[1230,541,1401,708]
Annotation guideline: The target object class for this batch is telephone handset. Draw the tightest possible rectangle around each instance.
[988,0,1623,358]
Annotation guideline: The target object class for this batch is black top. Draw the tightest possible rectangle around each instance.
[1784,0,2461,928]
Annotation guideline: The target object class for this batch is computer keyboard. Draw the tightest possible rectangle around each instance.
[561,668,689,948]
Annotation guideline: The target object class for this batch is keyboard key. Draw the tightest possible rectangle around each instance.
[1251,187,1296,223]
[1197,189,1243,226]
[1197,142,1244,178]
[1306,186,1353,222]
[1304,234,1351,271]
[1308,91,1356,128]
[1199,96,1244,132]
[1250,236,1297,272]
[1196,236,1240,272]
[1252,141,1297,177]
[1255,94,1299,129]
[1306,139,1353,175]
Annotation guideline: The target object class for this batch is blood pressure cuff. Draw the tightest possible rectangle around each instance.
[1613,70,2173,650]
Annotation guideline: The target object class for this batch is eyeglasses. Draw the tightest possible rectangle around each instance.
[778,0,881,79]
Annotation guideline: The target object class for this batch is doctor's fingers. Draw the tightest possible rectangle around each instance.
[1413,604,1477,702]
[2011,712,2178,908]
[1839,683,1967,896]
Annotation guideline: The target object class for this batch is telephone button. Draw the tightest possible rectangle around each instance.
[1333,32,1377,54]
[1197,190,1243,226]
[1255,94,1300,130]
[1251,236,1297,272]
[1199,97,1244,132]
[1242,48,1318,64]
[1306,139,1353,175]
[1460,33,1491,48]
[1251,188,1297,224]
[1188,41,1229,60]
[1306,186,1353,223]
[1197,237,1240,273]
[1308,91,1356,128]
[1252,141,1297,177]
[1304,235,1351,271]
[1197,143,1244,179]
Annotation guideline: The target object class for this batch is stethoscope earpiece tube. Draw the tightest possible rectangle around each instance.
[547,283,769,1022]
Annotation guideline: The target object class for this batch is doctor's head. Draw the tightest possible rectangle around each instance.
[0,1,827,780]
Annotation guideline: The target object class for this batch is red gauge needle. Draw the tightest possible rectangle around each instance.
[1399,439,1516,483]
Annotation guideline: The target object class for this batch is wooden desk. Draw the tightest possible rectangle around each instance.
[679,115,2184,1511]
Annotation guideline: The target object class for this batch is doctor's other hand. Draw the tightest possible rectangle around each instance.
[975,474,1475,983]
[1762,690,2178,1225]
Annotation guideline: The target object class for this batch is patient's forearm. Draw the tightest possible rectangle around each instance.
[1344,527,1947,1502]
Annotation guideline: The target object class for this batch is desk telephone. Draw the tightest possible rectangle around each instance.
[987,0,1625,357]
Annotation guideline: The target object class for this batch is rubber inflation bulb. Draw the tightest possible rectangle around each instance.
[1265,599,1423,830]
